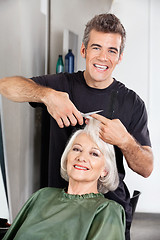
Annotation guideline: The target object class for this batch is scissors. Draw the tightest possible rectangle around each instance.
[80,110,103,119]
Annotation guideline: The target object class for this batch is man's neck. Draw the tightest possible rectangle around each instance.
[83,71,113,89]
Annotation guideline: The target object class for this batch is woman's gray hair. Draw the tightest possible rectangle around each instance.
[60,118,119,194]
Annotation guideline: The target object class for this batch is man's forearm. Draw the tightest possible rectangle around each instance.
[0,76,47,103]
[121,134,153,178]
[91,115,153,178]
[0,76,83,128]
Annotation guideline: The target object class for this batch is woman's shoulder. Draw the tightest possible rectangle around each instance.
[97,197,125,214]
[36,187,62,194]
[31,187,63,200]
[96,198,126,225]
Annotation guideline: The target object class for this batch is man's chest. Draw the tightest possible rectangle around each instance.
[70,87,131,129]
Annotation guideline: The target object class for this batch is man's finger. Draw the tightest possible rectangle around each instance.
[91,113,110,124]
[67,114,77,126]
[73,110,84,126]
[56,117,64,128]
[62,116,71,127]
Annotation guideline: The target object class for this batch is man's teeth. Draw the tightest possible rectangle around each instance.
[74,165,88,170]
[94,64,108,70]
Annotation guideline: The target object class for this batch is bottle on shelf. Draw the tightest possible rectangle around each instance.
[65,49,74,73]
[56,55,64,73]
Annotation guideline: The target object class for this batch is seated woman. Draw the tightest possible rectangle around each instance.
[3,119,125,240]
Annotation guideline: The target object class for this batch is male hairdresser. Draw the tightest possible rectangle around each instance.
[0,13,153,239]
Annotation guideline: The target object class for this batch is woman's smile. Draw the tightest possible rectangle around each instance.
[73,164,89,171]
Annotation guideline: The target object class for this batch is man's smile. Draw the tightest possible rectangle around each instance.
[93,64,109,71]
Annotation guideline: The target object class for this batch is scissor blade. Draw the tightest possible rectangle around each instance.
[81,110,103,118]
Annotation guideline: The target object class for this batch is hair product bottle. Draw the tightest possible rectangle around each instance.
[65,49,74,73]
[56,55,64,73]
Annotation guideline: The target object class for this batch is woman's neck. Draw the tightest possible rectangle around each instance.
[67,180,98,195]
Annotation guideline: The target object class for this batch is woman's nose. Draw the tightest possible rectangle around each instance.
[77,152,87,162]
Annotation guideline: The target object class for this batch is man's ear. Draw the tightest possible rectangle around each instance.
[118,52,123,63]
[80,43,86,58]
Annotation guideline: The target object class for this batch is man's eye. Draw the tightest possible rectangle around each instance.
[93,47,100,50]
[109,50,117,54]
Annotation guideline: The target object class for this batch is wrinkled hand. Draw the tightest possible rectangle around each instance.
[44,89,83,128]
[91,114,129,148]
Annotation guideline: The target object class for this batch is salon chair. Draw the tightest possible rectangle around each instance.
[130,190,141,217]
[0,218,10,240]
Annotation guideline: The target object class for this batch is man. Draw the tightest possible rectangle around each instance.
[0,14,153,239]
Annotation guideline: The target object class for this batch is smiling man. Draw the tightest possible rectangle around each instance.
[81,30,123,89]
[0,13,153,240]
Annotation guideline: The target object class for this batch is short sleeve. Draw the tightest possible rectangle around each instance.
[129,96,151,147]
[29,73,71,109]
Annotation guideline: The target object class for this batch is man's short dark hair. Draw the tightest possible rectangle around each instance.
[82,13,126,55]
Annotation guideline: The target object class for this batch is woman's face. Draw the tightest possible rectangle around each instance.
[66,133,107,185]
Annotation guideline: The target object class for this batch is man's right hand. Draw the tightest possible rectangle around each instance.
[42,89,84,128]
[0,76,84,128]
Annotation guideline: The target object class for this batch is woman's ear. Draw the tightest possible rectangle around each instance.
[100,168,108,178]
[80,43,86,58]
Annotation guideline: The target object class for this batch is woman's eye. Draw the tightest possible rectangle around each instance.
[73,147,80,152]
[91,152,99,157]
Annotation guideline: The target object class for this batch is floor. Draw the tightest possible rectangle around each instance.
[130,213,160,240]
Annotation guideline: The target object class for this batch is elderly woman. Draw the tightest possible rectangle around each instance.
[3,119,125,240]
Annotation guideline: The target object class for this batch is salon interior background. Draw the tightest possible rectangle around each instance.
[0,0,159,222]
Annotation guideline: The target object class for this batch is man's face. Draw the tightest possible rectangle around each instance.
[81,29,123,89]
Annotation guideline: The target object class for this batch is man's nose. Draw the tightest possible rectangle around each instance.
[98,50,108,61]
